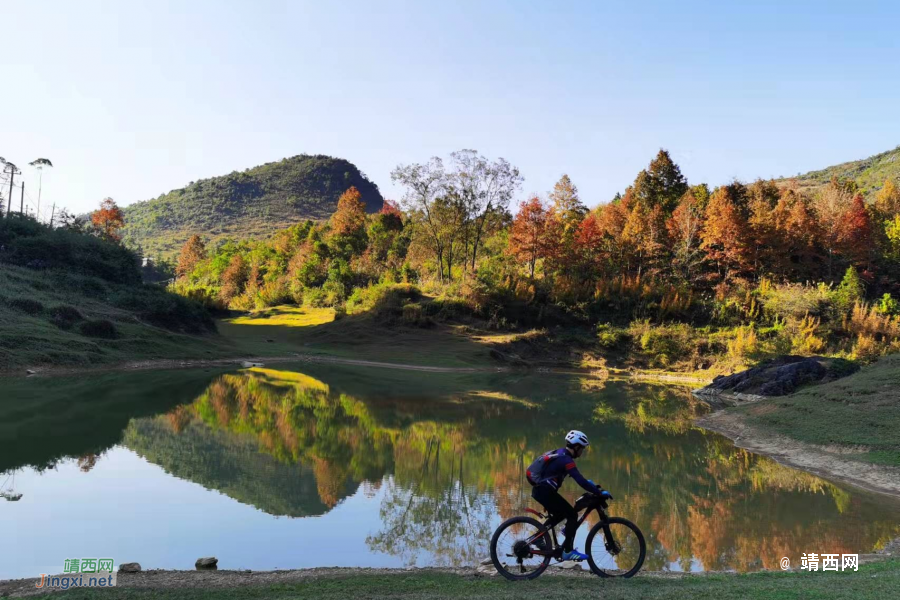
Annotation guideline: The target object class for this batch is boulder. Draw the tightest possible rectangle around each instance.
[479,557,493,566]
[694,356,858,403]
[195,557,218,570]
[555,560,583,570]
[118,563,141,573]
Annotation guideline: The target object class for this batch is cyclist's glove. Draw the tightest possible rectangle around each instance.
[599,490,613,500]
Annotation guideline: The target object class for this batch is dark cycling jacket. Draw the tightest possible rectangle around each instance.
[526,447,602,495]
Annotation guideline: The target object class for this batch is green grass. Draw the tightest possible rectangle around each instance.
[217,305,495,368]
[738,353,900,466]
[28,560,900,600]
[0,265,227,371]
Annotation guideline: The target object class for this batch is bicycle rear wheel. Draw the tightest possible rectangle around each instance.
[585,517,646,578]
[489,516,553,581]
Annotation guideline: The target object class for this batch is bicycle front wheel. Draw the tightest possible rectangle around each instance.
[585,517,646,578]
[489,516,553,581]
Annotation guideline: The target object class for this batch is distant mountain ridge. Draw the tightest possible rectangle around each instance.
[122,154,384,256]
[778,145,900,198]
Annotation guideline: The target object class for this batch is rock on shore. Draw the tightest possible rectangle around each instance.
[693,355,858,405]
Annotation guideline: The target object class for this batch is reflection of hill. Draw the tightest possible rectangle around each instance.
[123,417,336,517]
[0,368,221,472]
[112,366,900,571]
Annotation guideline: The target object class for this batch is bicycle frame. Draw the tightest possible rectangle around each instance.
[522,496,613,558]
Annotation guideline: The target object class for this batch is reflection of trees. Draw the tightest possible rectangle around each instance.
[139,368,900,572]
[367,437,494,566]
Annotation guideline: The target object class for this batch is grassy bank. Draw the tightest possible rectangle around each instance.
[22,561,900,600]
[736,353,900,467]
[0,264,228,371]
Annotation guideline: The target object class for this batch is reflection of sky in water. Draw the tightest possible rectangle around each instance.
[4,449,399,578]
[3,366,900,580]
[3,448,605,579]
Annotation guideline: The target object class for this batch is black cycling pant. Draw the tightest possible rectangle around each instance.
[532,484,577,552]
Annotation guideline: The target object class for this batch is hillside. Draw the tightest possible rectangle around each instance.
[122,154,384,256]
[0,216,221,371]
[779,145,900,197]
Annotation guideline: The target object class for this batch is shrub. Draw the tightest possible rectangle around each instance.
[759,283,830,321]
[256,279,291,308]
[401,302,432,327]
[0,218,141,284]
[49,305,83,330]
[631,321,696,367]
[877,293,899,316]
[8,298,44,315]
[303,287,328,308]
[791,314,826,355]
[596,323,627,349]
[78,319,118,339]
[139,292,216,334]
[727,326,759,361]
[852,334,881,362]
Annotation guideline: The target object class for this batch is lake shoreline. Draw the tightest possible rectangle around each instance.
[3,352,713,385]
[695,409,900,499]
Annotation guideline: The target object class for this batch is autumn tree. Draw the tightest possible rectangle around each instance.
[813,177,855,278]
[837,194,874,272]
[701,186,752,279]
[573,213,605,276]
[219,253,249,304]
[549,174,587,235]
[176,234,207,278]
[91,197,125,241]
[331,186,368,238]
[874,179,900,219]
[509,197,552,279]
[667,190,705,281]
[772,188,822,278]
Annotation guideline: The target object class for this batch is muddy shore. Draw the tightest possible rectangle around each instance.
[696,410,900,498]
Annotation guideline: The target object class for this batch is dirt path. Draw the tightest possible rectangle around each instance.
[696,410,900,498]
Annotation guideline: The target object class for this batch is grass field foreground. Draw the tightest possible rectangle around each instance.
[22,560,900,600]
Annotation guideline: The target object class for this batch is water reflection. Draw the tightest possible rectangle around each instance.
[3,365,899,574]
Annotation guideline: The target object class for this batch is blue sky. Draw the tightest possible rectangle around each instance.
[2,0,899,217]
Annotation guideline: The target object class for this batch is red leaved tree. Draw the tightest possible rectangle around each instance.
[91,197,125,241]
[331,186,368,238]
[509,197,553,279]
[701,187,752,280]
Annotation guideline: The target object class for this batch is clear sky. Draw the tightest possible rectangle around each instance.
[2,0,899,217]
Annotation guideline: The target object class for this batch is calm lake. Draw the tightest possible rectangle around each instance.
[2,363,899,579]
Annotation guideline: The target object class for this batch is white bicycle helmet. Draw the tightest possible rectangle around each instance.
[565,430,590,448]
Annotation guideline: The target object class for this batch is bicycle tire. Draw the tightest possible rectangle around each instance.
[489,516,554,581]
[585,517,646,578]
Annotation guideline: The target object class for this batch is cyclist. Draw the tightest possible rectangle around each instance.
[526,430,611,562]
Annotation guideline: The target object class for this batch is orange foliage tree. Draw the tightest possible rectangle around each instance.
[701,187,752,280]
[176,234,207,278]
[332,186,368,238]
[90,197,125,241]
[508,197,553,279]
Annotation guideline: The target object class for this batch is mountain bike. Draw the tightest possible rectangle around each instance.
[489,490,645,580]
